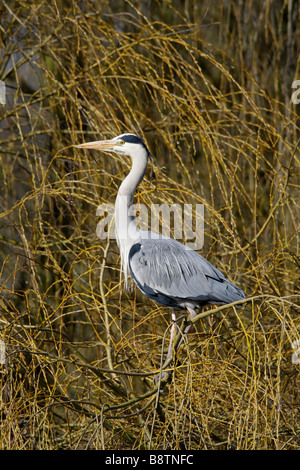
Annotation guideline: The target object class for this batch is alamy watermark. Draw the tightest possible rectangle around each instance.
[291,80,300,105]
[96,202,204,250]
[291,339,300,365]
[0,339,6,365]
[0,80,5,105]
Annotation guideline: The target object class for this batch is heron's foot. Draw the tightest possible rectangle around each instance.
[153,369,173,387]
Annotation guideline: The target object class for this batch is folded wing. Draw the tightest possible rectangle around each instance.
[129,237,245,308]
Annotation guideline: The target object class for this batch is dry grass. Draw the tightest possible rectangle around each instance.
[0,0,299,449]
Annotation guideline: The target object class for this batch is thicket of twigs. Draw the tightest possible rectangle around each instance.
[0,0,299,450]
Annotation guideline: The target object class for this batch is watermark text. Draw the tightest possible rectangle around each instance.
[0,80,5,105]
[96,202,204,249]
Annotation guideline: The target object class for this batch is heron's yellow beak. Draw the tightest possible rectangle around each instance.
[74,139,117,150]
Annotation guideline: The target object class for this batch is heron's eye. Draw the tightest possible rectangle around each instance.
[119,140,125,145]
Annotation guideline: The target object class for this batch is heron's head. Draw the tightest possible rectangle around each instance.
[75,133,149,164]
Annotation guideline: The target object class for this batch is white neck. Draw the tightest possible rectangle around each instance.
[114,148,148,288]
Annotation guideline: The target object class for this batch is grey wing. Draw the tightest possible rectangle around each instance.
[128,238,245,306]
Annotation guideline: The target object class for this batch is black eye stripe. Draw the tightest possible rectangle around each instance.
[119,134,144,145]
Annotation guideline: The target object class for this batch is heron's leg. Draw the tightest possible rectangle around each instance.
[177,306,197,349]
[154,308,197,386]
[166,311,178,361]
[154,311,177,385]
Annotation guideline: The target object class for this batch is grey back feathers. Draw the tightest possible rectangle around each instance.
[129,237,245,309]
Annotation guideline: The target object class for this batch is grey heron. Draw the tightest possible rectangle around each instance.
[75,133,245,378]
